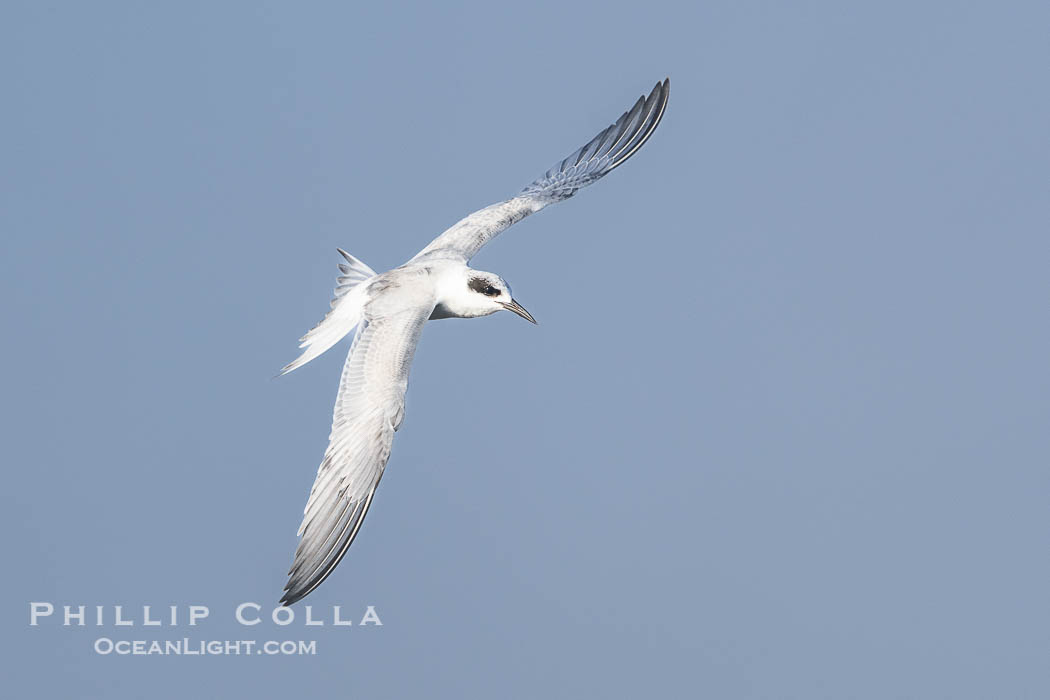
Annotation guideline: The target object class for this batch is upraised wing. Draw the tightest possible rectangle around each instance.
[412,78,669,263]
[281,300,431,606]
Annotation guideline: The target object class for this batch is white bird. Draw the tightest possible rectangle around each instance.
[279,79,669,605]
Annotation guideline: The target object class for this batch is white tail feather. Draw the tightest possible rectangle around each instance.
[280,249,376,375]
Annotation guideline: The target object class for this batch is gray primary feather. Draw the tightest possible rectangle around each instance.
[412,78,669,263]
[520,78,669,201]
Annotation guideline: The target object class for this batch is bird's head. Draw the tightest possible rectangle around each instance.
[445,269,536,323]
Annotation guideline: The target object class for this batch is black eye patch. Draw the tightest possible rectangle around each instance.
[468,277,501,296]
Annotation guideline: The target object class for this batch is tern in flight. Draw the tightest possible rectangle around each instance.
[279,79,669,605]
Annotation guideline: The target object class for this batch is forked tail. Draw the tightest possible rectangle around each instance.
[280,249,376,374]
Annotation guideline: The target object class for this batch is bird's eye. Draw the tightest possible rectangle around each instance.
[468,277,502,296]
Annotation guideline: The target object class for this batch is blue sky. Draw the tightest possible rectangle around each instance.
[2,2,1048,698]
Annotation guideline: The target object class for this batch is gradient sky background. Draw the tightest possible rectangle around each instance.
[2,2,1047,698]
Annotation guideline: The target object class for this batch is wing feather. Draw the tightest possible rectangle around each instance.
[281,302,430,605]
[411,78,669,263]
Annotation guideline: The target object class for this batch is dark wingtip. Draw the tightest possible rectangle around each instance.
[656,78,670,103]
[652,78,669,102]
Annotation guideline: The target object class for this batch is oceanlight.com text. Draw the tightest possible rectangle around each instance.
[94,638,318,656]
